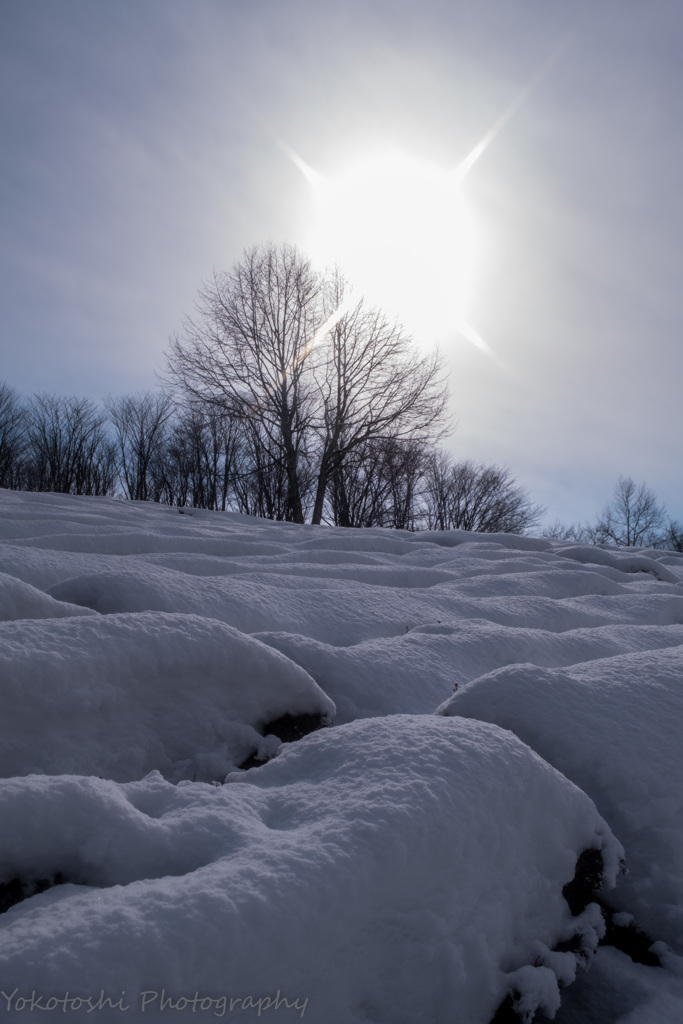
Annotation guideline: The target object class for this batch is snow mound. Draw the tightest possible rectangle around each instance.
[0,571,98,622]
[0,613,334,781]
[554,545,681,585]
[0,716,622,1023]
[255,620,683,723]
[41,561,683,648]
[439,645,683,951]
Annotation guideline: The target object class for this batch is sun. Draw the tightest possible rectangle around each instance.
[301,151,482,348]
[281,41,568,357]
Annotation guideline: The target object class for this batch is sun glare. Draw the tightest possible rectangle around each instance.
[304,153,481,347]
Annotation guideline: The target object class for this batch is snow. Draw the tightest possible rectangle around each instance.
[554,946,683,1024]
[0,717,620,1024]
[0,570,98,622]
[438,647,683,952]
[1,488,683,1021]
[0,613,334,781]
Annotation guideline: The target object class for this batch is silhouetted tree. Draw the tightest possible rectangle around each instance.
[166,245,320,523]
[165,245,448,525]
[589,476,666,547]
[310,273,447,524]
[24,394,114,495]
[106,392,173,501]
[0,382,27,488]
[423,455,544,534]
[327,437,429,528]
[541,520,588,542]
[657,519,683,553]
[162,404,242,511]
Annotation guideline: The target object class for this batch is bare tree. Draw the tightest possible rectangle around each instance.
[589,476,666,547]
[0,382,27,488]
[656,520,683,553]
[166,247,448,525]
[234,419,292,519]
[541,520,589,543]
[74,430,118,496]
[309,274,448,525]
[163,404,243,511]
[24,394,114,495]
[327,436,429,529]
[328,441,390,527]
[422,449,456,531]
[423,455,544,534]
[166,244,320,523]
[381,438,427,531]
[106,392,173,501]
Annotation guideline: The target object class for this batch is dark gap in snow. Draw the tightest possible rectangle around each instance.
[238,712,330,770]
[492,848,608,1024]
[490,994,525,1023]
[562,847,605,917]
[0,873,67,914]
[561,847,660,965]
[630,567,663,581]
[266,711,330,743]
[491,848,662,1024]
[597,903,661,967]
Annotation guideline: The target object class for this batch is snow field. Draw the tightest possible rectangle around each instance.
[1,488,683,1021]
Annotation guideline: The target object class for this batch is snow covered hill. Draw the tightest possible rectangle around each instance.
[1,489,683,1022]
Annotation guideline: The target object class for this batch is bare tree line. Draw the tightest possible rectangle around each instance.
[0,378,543,533]
[25,242,683,543]
[0,388,118,496]
[3,379,679,548]
[0,241,545,534]
[543,476,683,552]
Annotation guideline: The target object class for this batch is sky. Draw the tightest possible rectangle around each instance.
[1,0,682,527]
